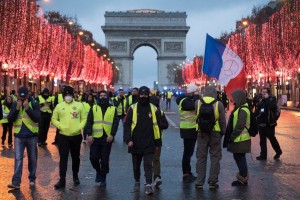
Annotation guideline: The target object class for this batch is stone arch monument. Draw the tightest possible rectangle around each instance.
[102,9,190,90]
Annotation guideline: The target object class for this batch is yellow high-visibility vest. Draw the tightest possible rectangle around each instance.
[179,98,197,129]
[38,95,52,113]
[166,91,172,99]
[131,103,160,139]
[92,105,116,138]
[196,97,221,131]
[233,103,251,142]
[13,102,39,134]
[0,105,10,124]
[115,96,127,115]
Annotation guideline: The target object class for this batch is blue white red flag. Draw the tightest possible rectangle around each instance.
[203,34,243,86]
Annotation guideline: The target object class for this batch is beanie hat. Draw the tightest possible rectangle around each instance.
[42,88,50,94]
[62,86,74,97]
[138,86,150,96]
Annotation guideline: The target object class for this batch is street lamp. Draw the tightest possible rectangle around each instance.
[1,62,8,97]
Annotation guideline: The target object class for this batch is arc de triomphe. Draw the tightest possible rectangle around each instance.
[102,9,190,90]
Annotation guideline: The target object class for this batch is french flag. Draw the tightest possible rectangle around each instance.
[202,34,244,86]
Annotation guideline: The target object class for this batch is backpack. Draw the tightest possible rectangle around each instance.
[238,105,258,137]
[197,98,217,133]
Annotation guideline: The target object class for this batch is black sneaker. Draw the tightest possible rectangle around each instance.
[195,183,203,189]
[73,177,80,186]
[54,180,65,189]
[274,152,282,160]
[256,156,267,160]
[145,185,154,195]
[95,172,101,183]
[133,182,140,192]
[209,183,219,189]
[232,180,248,186]
[8,183,20,189]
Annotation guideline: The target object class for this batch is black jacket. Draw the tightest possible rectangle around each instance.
[85,103,118,144]
[124,103,162,154]
[255,96,278,127]
[176,95,198,139]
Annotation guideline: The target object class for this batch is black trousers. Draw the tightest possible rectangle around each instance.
[132,153,153,184]
[259,126,282,157]
[182,138,197,175]
[1,122,13,144]
[90,139,112,180]
[166,99,171,110]
[233,153,248,177]
[38,112,52,143]
[57,134,82,179]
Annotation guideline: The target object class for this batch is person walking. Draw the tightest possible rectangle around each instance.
[7,86,40,189]
[51,86,87,189]
[194,86,226,189]
[52,85,65,145]
[113,89,127,142]
[1,96,14,146]
[176,83,199,183]
[255,88,282,160]
[85,90,118,187]
[37,88,53,146]
[126,87,139,110]
[165,89,172,110]
[124,86,162,195]
[224,89,251,186]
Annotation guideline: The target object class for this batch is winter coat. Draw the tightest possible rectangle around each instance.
[254,96,278,127]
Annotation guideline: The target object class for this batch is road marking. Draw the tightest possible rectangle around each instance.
[166,115,179,128]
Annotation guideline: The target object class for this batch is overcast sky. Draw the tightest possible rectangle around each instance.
[40,0,271,89]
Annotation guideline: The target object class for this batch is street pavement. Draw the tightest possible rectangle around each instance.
[1,98,300,200]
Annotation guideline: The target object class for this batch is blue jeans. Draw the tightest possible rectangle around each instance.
[233,153,248,177]
[12,137,38,185]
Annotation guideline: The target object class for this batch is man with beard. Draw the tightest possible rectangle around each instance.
[85,90,118,187]
[51,86,87,189]
[124,86,162,195]
[7,86,40,189]
[37,88,53,146]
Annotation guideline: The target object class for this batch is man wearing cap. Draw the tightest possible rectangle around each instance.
[7,86,41,189]
[176,83,199,183]
[124,86,162,195]
[51,86,87,189]
[113,89,127,142]
[36,88,53,146]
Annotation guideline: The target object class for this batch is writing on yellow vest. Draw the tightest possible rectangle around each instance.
[233,103,251,142]
[131,103,160,139]
[13,102,39,134]
[92,105,116,138]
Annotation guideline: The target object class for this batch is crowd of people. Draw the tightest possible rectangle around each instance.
[0,83,282,195]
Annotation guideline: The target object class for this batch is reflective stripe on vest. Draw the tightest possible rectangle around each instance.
[92,105,116,138]
[196,97,221,131]
[233,103,251,142]
[115,96,127,115]
[0,105,10,123]
[38,95,52,113]
[179,98,197,129]
[131,103,160,139]
[13,102,39,134]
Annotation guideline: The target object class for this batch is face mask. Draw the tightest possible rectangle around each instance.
[64,96,73,103]
[264,94,269,99]
[139,97,148,105]
[99,98,109,105]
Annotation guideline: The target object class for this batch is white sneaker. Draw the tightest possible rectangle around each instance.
[154,177,162,188]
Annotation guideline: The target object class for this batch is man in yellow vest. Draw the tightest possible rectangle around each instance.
[176,83,199,183]
[165,89,172,110]
[37,88,53,146]
[51,86,87,189]
[52,85,65,145]
[113,88,127,142]
[126,87,139,110]
[194,86,226,189]
[85,90,118,187]
[225,89,251,186]
[124,86,162,195]
[7,86,41,189]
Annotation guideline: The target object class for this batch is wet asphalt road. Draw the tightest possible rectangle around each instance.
[1,99,300,200]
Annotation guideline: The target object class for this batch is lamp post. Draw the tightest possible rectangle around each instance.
[1,62,8,98]
[286,75,291,101]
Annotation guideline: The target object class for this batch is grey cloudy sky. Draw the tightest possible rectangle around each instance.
[40,0,271,88]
